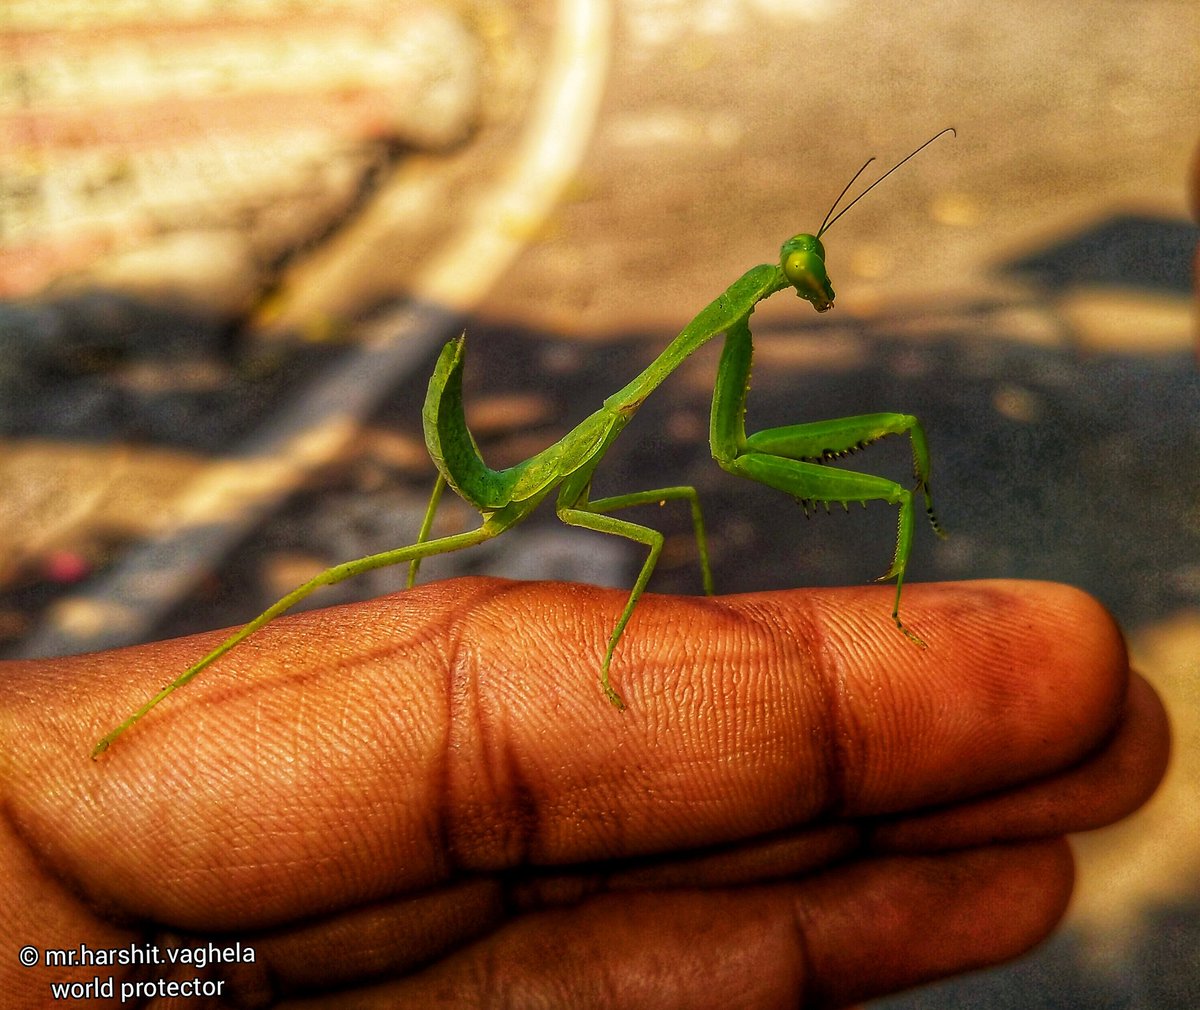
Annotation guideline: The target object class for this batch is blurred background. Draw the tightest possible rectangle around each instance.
[2,0,1197,1005]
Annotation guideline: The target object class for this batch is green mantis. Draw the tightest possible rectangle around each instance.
[92,128,953,757]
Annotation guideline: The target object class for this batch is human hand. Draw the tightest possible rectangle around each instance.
[1,578,1167,1008]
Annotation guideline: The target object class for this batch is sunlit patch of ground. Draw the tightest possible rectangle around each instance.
[1069,609,1200,953]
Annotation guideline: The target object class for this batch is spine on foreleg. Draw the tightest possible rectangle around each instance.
[422,335,507,508]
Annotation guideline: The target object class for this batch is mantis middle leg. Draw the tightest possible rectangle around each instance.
[407,473,448,588]
[557,482,714,708]
[710,317,944,645]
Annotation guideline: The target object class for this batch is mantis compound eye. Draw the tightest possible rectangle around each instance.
[781,234,835,312]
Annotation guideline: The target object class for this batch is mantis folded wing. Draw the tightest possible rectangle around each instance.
[92,129,954,757]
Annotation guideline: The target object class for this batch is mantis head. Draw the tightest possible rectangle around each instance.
[781,233,834,312]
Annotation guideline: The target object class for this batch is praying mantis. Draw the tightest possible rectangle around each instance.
[92,128,953,757]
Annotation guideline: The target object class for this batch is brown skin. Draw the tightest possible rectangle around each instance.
[0,577,1169,1008]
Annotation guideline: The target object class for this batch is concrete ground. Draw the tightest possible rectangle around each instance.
[2,0,1198,1006]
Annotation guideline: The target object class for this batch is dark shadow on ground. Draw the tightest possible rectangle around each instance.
[999,213,1199,294]
[0,290,342,448]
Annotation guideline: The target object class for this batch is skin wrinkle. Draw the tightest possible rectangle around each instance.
[463,582,940,863]
[495,695,541,873]
[499,585,792,863]
[797,599,855,822]
[717,628,771,814]
[431,584,469,882]
[593,822,865,894]
[501,820,849,921]
[786,888,819,1010]
[1,794,128,935]
[252,880,507,994]
[812,591,941,820]
[739,593,858,822]
[640,594,720,752]
[442,581,552,875]
[439,581,494,877]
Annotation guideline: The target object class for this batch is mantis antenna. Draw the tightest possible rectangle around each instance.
[817,127,956,238]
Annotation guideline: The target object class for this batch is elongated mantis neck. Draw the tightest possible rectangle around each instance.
[604,262,789,413]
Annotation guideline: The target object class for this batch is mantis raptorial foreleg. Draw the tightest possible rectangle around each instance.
[710,317,944,644]
[93,128,955,757]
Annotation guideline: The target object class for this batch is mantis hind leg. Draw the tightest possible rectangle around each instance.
[92,520,497,757]
[557,483,712,709]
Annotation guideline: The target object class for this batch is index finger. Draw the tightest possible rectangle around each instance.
[4,577,1128,928]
